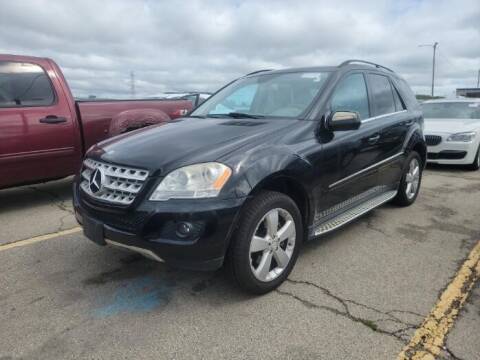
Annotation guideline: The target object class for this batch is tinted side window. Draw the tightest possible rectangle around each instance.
[331,73,369,119]
[0,61,55,108]
[393,78,419,110]
[392,85,406,111]
[368,74,396,116]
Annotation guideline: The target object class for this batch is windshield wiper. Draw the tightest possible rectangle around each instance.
[208,112,265,119]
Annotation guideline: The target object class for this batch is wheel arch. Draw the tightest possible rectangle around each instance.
[403,128,427,167]
[247,172,313,235]
[108,108,171,136]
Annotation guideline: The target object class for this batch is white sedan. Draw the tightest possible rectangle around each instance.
[422,99,480,170]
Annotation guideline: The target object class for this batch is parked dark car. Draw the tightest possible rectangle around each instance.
[74,60,426,294]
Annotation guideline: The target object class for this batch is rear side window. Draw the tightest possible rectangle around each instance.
[393,78,419,110]
[0,61,55,108]
[330,73,370,120]
[368,74,396,116]
[392,86,406,111]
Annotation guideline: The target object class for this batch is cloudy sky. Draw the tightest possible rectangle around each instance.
[1,0,479,98]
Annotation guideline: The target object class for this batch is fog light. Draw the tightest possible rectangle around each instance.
[176,222,193,238]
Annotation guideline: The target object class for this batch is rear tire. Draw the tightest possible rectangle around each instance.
[466,146,480,171]
[393,151,422,207]
[226,191,303,294]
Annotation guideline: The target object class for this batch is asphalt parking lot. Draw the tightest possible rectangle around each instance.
[1,167,479,360]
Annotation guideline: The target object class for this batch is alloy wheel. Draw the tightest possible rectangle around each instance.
[405,158,420,199]
[249,208,296,282]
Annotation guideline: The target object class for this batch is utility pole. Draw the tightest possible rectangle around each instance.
[130,71,136,98]
[477,69,480,88]
[419,42,439,97]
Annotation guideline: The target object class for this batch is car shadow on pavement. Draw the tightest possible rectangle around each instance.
[426,163,471,173]
[80,248,252,318]
[0,177,73,213]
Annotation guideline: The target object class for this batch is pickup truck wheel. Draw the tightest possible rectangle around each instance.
[393,151,422,207]
[227,191,303,294]
[466,146,480,171]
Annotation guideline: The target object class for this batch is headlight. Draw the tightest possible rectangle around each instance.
[149,162,232,201]
[446,132,476,142]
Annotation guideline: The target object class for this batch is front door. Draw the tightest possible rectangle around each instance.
[0,59,77,188]
[317,72,385,218]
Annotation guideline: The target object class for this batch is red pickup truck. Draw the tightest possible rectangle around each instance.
[0,54,194,189]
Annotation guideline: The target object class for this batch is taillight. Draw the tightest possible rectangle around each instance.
[171,109,189,118]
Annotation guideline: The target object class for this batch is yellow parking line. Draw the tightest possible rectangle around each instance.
[0,227,82,252]
[397,240,480,359]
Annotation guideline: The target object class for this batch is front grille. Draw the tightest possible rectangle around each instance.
[425,135,442,146]
[80,158,149,205]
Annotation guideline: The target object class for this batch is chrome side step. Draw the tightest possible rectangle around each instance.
[313,190,397,236]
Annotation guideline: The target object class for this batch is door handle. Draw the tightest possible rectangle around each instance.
[39,115,67,124]
[367,134,380,144]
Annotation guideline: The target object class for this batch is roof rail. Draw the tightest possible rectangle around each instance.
[245,69,273,76]
[339,59,394,73]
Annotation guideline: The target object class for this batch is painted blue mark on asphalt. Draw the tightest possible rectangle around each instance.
[95,276,172,317]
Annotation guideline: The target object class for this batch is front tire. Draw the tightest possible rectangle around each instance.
[393,151,422,207]
[227,191,303,294]
[466,146,480,171]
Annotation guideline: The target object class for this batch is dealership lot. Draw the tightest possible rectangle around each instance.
[0,167,479,360]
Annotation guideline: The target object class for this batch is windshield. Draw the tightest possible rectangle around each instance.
[421,102,480,119]
[190,71,331,119]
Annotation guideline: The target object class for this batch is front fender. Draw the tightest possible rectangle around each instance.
[108,108,171,136]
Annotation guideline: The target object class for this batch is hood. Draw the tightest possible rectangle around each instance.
[424,118,480,134]
[92,117,299,175]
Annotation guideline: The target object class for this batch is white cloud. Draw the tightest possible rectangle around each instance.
[0,0,478,98]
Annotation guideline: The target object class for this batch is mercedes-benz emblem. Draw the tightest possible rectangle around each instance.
[89,168,104,194]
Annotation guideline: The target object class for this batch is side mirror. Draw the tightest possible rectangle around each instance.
[327,111,361,131]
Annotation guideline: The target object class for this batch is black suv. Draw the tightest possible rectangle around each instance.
[74,60,426,294]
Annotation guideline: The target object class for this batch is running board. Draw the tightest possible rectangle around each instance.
[313,190,397,236]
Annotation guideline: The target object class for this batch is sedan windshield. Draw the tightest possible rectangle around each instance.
[421,102,480,119]
[190,71,331,119]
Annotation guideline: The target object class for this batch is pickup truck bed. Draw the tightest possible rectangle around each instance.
[77,99,191,151]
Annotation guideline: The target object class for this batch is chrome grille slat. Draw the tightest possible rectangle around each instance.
[80,158,149,205]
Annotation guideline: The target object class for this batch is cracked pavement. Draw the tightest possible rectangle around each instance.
[0,167,479,359]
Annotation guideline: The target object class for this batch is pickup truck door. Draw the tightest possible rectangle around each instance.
[316,72,385,217]
[0,59,80,188]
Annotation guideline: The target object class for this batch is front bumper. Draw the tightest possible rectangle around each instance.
[73,180,246,271]
[426,134,478,165]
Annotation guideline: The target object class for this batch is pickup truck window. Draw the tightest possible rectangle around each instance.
[331,73,370,120]
[368,74,396,116]
[0,61,55,108]
[191,71,330,118]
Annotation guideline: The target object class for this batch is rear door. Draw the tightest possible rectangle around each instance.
[366,73,409,187]
[0,59,78,188]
